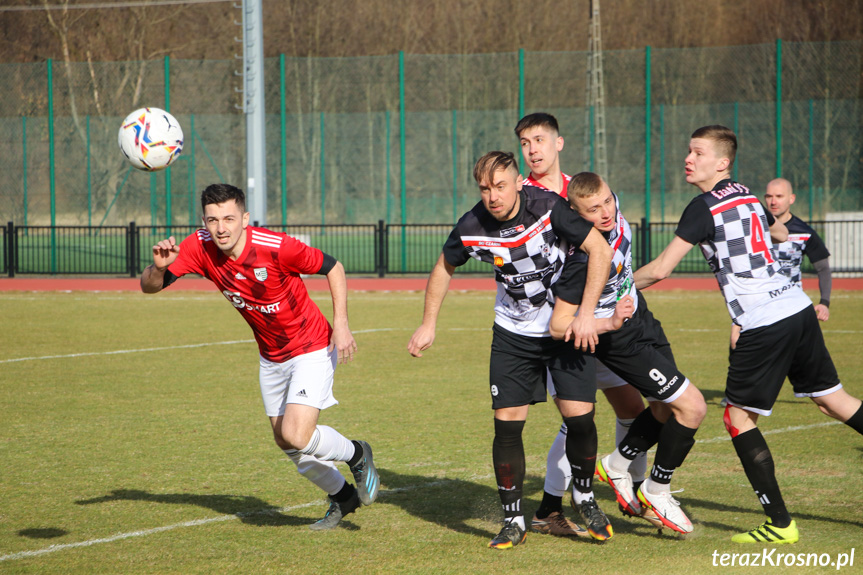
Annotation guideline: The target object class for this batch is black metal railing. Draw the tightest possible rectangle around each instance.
[3,219,862,277]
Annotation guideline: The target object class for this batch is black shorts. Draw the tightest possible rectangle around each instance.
[489,324,596,410]
[726,305,841,415]
[594,294,688,403]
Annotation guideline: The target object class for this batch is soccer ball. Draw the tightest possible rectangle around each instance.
[118,107,184,171]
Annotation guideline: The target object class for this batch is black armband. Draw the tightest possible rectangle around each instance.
[163,269,180,289]
[317,252,337,275]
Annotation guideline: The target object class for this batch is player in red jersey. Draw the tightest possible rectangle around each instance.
[140,183,380,531]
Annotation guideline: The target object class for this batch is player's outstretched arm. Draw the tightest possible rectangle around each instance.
[408,253,455,357]
[141,237,180,294]
[633,236,694,290]
[566,227,612,353]
[813,258,831,321]
[551,294,633,342]
[325,260,357,364]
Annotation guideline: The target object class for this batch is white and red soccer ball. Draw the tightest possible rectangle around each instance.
[118,107,184,171]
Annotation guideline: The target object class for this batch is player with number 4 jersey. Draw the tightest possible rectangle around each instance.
[634,125,863,544]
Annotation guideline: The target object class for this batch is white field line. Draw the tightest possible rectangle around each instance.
[0,422,843,563]
[0,480,453,563]
[0,328,494,365]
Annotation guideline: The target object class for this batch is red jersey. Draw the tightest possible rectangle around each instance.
[523,173,572,199]
[167,226,332,362]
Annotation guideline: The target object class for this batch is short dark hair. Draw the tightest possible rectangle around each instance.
[568,172,605,205]
[201,183,246,212]
[515,112,560,138]
[473,151,519,186]
[691,125,737,170]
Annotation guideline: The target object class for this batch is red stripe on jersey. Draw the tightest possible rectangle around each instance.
[710,196,760,215]
[523,173,572,199]
[461,214,551,248]
[787,234,812,242]
[611,218,625,251]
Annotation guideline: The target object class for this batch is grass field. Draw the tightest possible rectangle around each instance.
[1,288,861,574]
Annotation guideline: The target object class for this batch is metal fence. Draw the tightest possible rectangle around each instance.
[4,220,861,278]
[1,41,861,229]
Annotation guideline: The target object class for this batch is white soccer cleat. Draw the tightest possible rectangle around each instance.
[636,487,693,534]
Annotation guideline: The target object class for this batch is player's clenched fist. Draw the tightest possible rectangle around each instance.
[152,236,180,270]
[407,324,435,358]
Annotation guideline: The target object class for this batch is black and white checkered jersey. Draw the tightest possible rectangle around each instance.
[774,214,830,285]
[553,192,638,319]
[443,185,592,337]
[675,179,811,331]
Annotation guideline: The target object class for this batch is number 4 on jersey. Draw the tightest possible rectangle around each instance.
[749,214,775,264]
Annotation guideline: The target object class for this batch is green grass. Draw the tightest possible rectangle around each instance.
[0,288,861,574]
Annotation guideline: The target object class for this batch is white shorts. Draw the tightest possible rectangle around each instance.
[259,347,338,417]
[547,360,627,397]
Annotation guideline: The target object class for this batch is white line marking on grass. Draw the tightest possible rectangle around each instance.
[0,327,479,364]
[0,501,320,562]
[0,480,452,563]
[0,340,255,364]
[695,420,841,445]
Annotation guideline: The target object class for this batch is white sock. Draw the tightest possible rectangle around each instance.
[300,425,357,462]
[505,516,526,530]
[284,449,346,495]
[543,425,570,496]
[642,476,668,496]
[571,488,595,505]
[606,449,632,474]
[615,417,648,480]
[630,452,648,483]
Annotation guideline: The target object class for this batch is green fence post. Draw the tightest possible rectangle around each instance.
[733,101,739,181]
[644,46,652,227]
[452,109,458,224]
[589,105,595,172]
[189,114,196,225]
[150,172,158,228]
[399,50,407,271]
[385,109,391,224]
[164,55,172,232]
[808,99,814,220]
[320,112,326,228]
[22,116,27,227]
[48,58,56,273]
[279,54,287,225]
[775,38,782,178]
[87,115,92,227]
[518,48,525,120]
[659,104,665,222]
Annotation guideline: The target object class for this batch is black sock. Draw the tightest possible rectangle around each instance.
[843,404,863,435]
[732,428,791,528]
[650,416,697,485]
[493,419,526,519]
[347,440,364,468]
[535,492,563,519]
[563,409,597,496]
[331,480,355,502]
[618,407,664,461]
